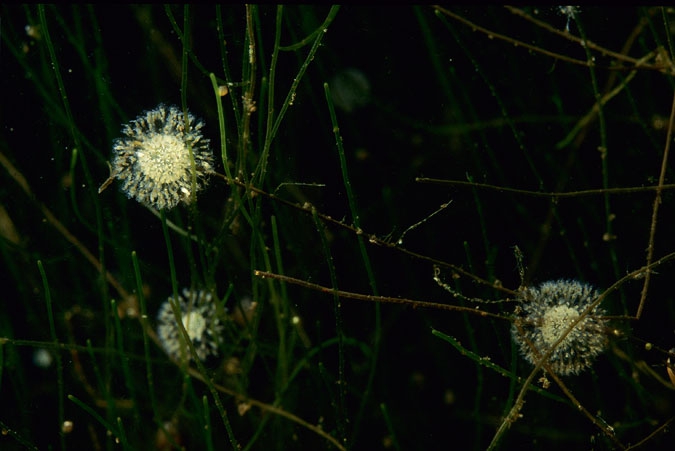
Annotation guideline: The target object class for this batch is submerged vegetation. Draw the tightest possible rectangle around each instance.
[1,5,675,450]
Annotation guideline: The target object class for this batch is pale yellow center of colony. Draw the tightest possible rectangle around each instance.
[181,311,206,340]
[136,134,190,184]
[541,305,579,346]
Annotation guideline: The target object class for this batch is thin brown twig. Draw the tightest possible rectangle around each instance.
[253,270,509,320]
[416,178,675,198]
[504,6,670,72]
[432,5,590,68]
[555,49,656,149]
[512,322,623,449]
[432,5,666,72]
[625,417,674,450]
[543,355,621,447]
[639,86,675,319]
[217,173,514,296]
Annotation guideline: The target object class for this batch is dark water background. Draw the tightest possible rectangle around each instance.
[1,5,674,450]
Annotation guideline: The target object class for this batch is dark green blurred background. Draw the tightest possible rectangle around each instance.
[1,5,674,450]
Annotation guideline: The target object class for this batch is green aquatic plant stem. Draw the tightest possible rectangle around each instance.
[312,207,347,445]
[460,241,486,444]
[210,73,234,183]
[215,5,242,128]
[271,215,290,389]
[254,6,339,187]
[39,7,113,392]
[163,6,201,225]
[466,173,495,281]
[178,5,191,116]
[210,70,277,327]
[160,210,239,447]
[39,5,103,228]
[260,5,283,187]
[0,419,39,451]
[174,307,240,449]
[203,396,215,451]
[84,338,120,440]
[431,329,566,403]
[111,298,139,422]
[575,13,622,292]
[163,6,201,216]
[239,5,258,179]
[37,261,66,451]
[68,394,130,449]
[324,81,381,293]
[160,209,180,301]
[131,251,160,423]
[414,6,458,111]
[379,403,401,451]
[38,5,77,151]
[210,71,262,234]
[116,417,129,449]
[165,292,240,448]
[182,6,199,208]
[324,82,381,445]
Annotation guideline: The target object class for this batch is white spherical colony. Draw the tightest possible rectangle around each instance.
[329,68,371,113]
[33,348,53,368]
[111,104,214,210]
[511,279,608,376]
[157,288,224,362]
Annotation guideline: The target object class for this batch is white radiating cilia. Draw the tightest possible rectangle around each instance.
[157,288,224,362]
[110,104,214,210]
[511,279,608,376]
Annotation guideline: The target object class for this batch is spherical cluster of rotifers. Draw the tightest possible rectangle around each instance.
[511,279,609,376]
[156,288,224,362]
[108,104,214,210]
